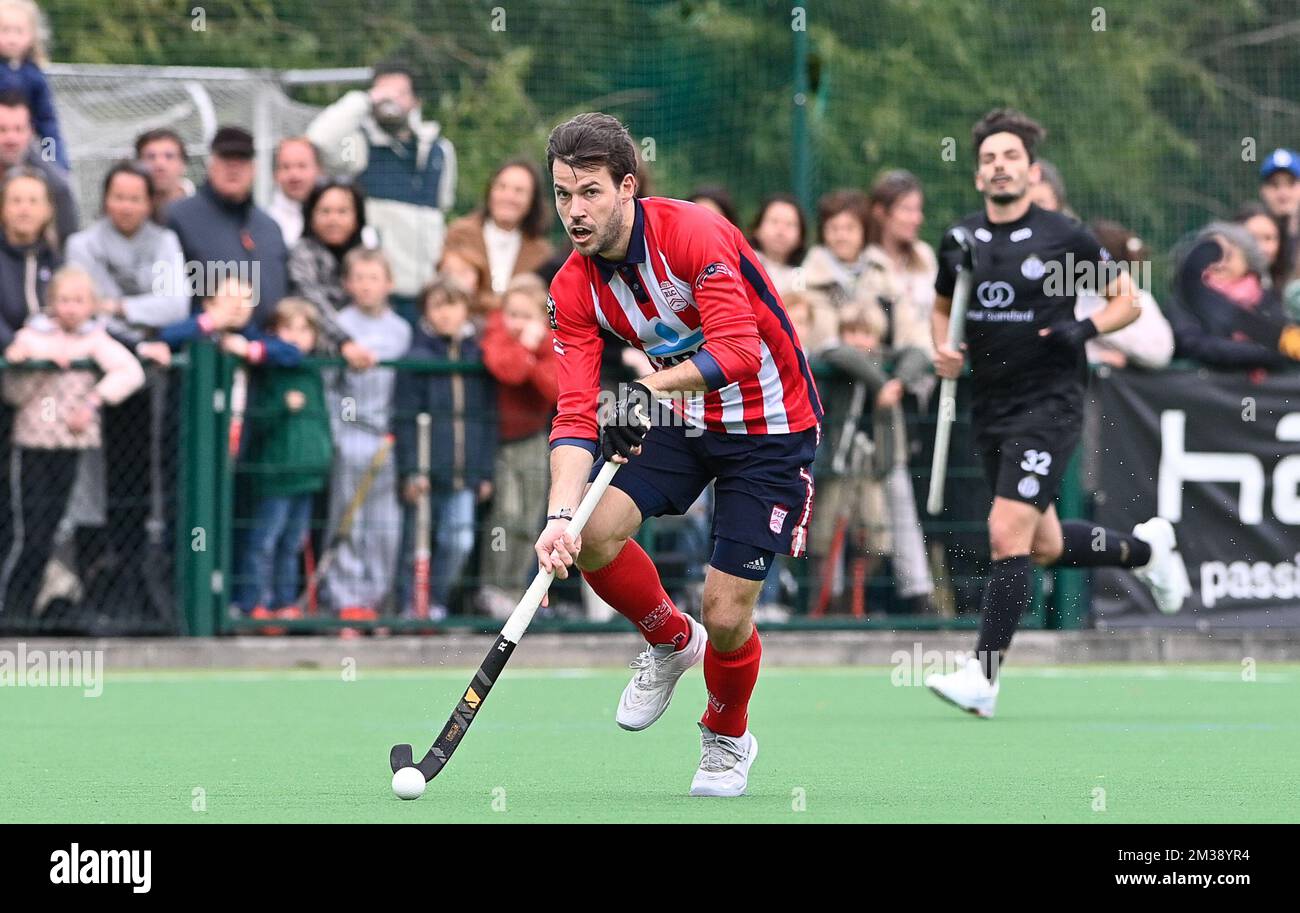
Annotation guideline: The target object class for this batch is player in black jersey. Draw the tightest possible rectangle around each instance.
[924,109,1188,718]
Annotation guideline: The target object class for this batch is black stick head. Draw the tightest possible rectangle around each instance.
[946,226,979,272]
[389,743,414,773]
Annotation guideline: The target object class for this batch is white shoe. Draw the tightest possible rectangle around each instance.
[616,614,706,731]
[1132,517,1189,615]
[925,655,999,718]
[689,724,758,797]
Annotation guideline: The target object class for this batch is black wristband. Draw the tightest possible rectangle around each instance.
[547,511,573,522]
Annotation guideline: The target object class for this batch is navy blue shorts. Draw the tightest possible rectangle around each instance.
[590,422,819,580]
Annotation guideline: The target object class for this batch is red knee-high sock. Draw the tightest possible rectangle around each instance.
[701,628,761,737]
[581,539,691,649]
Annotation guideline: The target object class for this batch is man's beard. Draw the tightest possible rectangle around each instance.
[988,183,1025,206]
[591,205,625,256]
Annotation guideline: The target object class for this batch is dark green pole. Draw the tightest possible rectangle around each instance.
[792,20,811,213]
[181,341,219,636]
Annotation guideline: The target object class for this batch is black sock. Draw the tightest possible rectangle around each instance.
[1054,521,1152,568]
[974,555,1032,683]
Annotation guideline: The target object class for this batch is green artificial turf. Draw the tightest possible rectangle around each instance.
[5,664,1297,823]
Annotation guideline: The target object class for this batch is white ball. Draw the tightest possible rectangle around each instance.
[391,766,426,800]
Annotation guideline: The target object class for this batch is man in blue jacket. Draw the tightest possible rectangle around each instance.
[167,126,288,325]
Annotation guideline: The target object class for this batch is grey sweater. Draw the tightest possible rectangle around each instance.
[65,218,188,331]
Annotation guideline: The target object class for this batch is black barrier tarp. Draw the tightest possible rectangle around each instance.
[1090,367,1300,627]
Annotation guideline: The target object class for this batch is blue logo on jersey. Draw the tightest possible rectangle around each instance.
[645,321,704,358]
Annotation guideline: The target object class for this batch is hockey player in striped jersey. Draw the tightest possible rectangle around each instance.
[535,113,822,797]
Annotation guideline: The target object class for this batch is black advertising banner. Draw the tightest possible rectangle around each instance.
[1090,368,1300,627]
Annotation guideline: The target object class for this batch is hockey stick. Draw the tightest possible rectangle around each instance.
[227,361,248,460]
[412,413,432,619]
[295,433,394,609]
[390,459,620,782]
[927,226,977,516]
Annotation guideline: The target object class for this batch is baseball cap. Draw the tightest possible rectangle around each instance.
[210,126,255,159]
[1260,148,1300,181]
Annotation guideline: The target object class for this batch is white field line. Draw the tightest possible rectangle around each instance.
[88,665,1297,684]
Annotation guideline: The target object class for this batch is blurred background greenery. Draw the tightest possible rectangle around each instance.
[45,0,1300,287]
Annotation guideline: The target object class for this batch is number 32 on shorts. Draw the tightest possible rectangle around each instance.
[1020,449,1052,476]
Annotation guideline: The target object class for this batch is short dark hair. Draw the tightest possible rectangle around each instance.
[101,160,155,205]
[0,90,30,115]
[373,61,416,94]
[546,113,639,190]
[815,188,871,243]
[483,157,550,238]
[971,108,1046,163]
[135,128,188,163]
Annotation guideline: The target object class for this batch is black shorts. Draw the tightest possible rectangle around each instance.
[974,394,1080,512]
[589,421,819,579]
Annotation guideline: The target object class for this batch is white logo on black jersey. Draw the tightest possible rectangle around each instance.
[977,281,1016,308]
[975,228,993,242]
[1010,227,1033,242]
[1020,255,1046,280]
[1017,476,1041,499]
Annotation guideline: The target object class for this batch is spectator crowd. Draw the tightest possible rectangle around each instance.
[2,0,1300,632]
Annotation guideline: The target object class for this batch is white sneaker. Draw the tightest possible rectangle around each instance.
[689,724,758,797]
[1132,517,1189,615]
[616,614,706,731]
[925,655,999,718]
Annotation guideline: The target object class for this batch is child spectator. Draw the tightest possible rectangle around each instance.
[436,246,493,324]
[321,247,411,623]
[145,274,302,369]
[394,277,496,619]
[1,266,144,620]
[234,298,333,627]
[806,302,894,615]
[0,0,67,171]
[477,273,555,616]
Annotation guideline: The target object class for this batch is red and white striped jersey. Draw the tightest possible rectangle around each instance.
[548,197,823,452]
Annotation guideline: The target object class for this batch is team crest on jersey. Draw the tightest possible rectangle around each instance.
[546,295,558,330]
[694,261,734,291]
[769,504,790,534]
[659,280,690,312]
[1020,255,1046,280]
[1017,476,1040,499]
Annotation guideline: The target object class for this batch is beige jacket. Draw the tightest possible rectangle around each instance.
[864,241,937,357]
[3,315,145,449]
